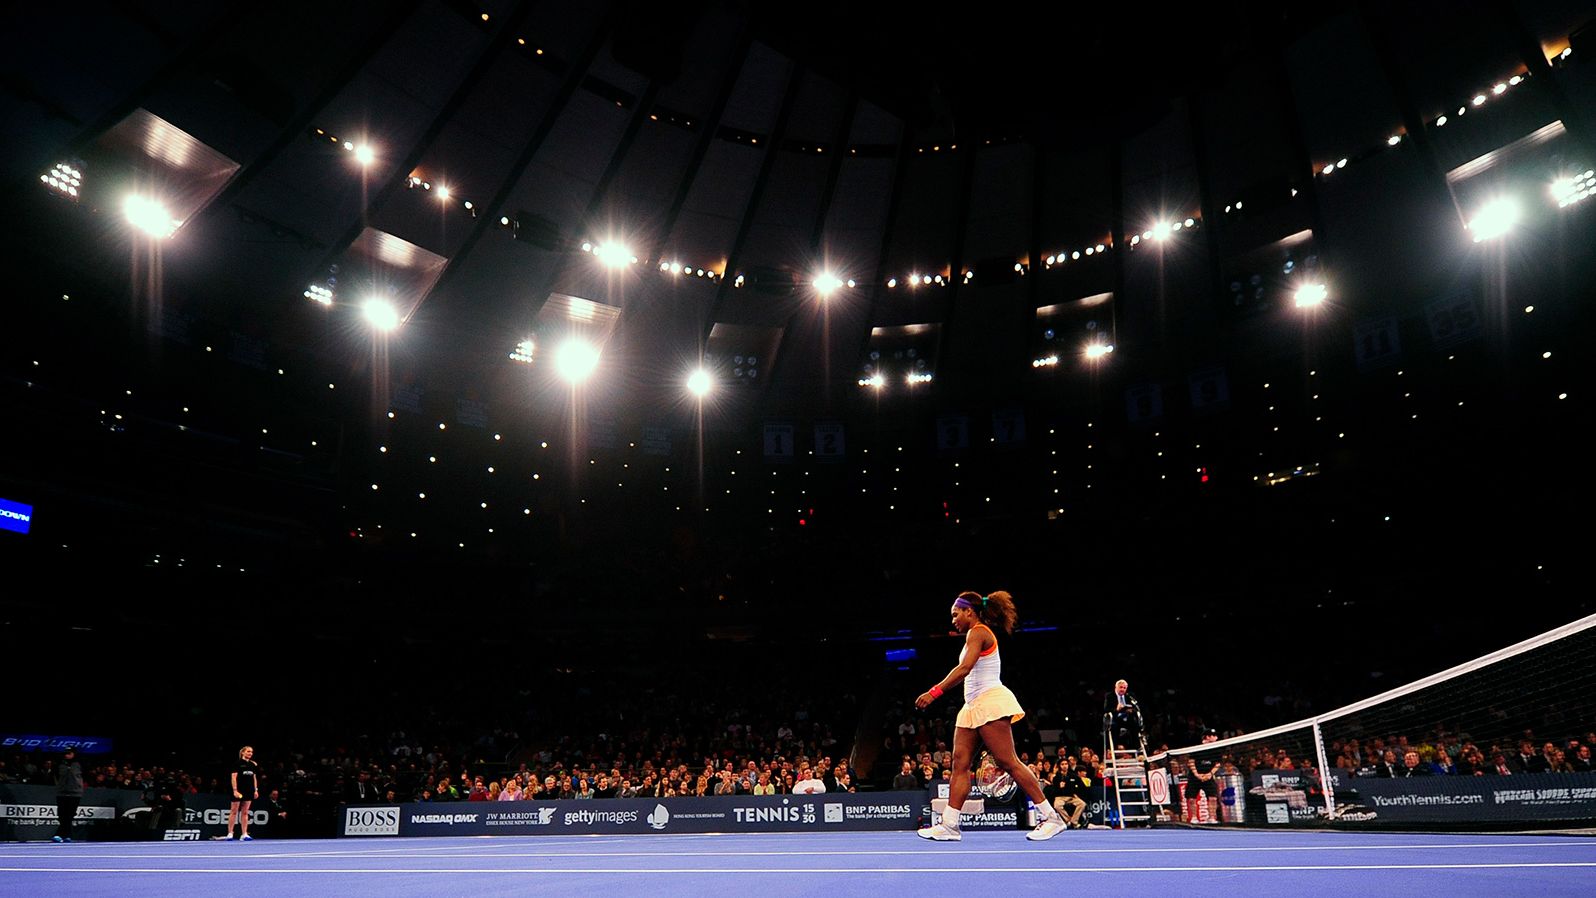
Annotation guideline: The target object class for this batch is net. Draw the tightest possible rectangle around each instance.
[1149,612,1596,828]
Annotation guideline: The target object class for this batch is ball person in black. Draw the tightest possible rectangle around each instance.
[225,745,260,841]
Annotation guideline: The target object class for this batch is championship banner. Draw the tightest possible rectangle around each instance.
[341,792,923,838]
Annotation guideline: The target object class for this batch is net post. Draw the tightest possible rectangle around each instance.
[1311,719,1335,820]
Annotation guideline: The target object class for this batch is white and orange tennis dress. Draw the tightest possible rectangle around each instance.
[955,623,1026,729]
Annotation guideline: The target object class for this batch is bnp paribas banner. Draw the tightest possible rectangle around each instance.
[340,792,923,838]
[1239,770,1596,826]
[1,785,276,842]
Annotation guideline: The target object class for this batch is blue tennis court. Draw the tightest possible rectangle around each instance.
[3,828,1593,897]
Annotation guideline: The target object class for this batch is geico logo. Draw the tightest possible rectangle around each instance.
[732,806,802,824]
[345,808,400,828]
[202,809,268,825]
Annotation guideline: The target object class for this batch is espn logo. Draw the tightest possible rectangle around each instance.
[344,806,400,836]
[163,829,201,841]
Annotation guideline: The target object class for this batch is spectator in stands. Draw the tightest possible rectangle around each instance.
[794,769,826,794]
[893,760,920,791]
[1489,752,1515,776]
[257,788,287,833]
[1515,741,1548,774]
[1054,756,1090,829]
[1372,749,1402,778]
[1572,745,1594,773]
[347,770,378,804]
[1397,750,1432,777]
[1430,748,1456,776]
[574,777,594,799]
[434,777,459,801]
[753,772,775,795]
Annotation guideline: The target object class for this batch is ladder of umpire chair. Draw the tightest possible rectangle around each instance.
[1102,733,1153,828]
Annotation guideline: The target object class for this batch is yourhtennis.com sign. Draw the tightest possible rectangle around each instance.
[339,793,921,837]
[1241,771,1596,826]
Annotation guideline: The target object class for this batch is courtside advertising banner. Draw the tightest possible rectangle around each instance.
[0,786,273,842]
[340,792,923,837]
[1241,770,1596,825]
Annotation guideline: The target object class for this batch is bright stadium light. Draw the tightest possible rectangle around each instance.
[509,338,535,364]
[1085,342,1115,360]
[554,338,600,383]
[1151,221,1172,242]
[362,298,401,331]
[123,195,179,238]
[1294,282,1329,308]
[303,284,334,305]
[687,368,712,397]
[1551,170,1595,208]
[41,162,83,200]
[354,143,376,166]
[1468,197,1520,242]
[436,185,451,201]
[813,272,844,296]
[592,242,636,268]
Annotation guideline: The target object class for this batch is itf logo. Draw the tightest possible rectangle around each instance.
[647,804,670,830]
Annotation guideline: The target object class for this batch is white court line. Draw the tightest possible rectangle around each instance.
[4,841,1581,860]
[3,862,1596,874]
